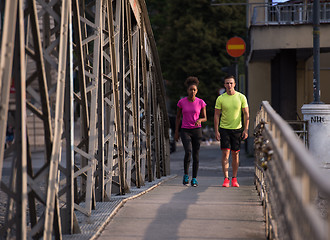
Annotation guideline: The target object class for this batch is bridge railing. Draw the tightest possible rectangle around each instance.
[0,0,169,238]
[254,101,330,240]
[287,120,308,147]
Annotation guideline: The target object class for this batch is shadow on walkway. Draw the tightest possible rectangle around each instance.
[142,182,207,240]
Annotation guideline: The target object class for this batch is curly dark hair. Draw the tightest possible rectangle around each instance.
[184,76,199,88]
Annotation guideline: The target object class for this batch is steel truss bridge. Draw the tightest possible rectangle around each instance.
[0,0,170,238]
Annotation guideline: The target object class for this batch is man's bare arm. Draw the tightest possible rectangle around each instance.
[214,108,221,141]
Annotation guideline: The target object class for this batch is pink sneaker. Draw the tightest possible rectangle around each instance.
[222,178,230,187]
[231,177,239,187]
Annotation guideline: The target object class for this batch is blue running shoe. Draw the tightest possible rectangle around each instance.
[183,174,189,185]
[191,178,198,187]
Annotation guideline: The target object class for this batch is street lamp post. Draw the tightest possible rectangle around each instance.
[302,0,330,171]
[313,0,321,104]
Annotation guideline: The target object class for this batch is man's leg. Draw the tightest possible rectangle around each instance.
[231,150,240,187]
[231,150,239,178]
[221,149,231,178]
[229,128,242,187]
[220,128,232,187]
[221,149,230,187]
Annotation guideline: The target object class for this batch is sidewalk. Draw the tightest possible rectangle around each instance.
[94,144,266,240]
[63,176,174,240]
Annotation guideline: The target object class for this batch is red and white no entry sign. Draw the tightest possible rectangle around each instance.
[226,37,246,58]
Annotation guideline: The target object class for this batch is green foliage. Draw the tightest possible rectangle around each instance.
[146,0,246,124]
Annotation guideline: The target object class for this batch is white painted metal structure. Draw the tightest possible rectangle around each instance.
[0,0,170,238]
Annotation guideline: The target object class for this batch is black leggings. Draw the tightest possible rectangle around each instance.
[181,128,203,178]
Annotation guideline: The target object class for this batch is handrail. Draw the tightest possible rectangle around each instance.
[287,120,308,147]
[251,2,330,25]
[255,101,330,240]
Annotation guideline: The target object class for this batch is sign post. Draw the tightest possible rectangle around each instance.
[226,37,246,90]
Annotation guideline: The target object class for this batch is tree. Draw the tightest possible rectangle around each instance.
[146,0,246,124]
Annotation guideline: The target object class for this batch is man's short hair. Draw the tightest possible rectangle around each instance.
[224,75,236,82]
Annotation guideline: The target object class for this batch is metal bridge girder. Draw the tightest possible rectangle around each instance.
[0,0,170,238]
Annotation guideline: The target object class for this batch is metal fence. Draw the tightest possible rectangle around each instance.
[254,101,330,240]
[251,2,330,25]
[0,0,170,238]
[287,120,308,147]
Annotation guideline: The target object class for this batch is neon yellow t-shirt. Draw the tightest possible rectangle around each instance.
[215,92,248,129]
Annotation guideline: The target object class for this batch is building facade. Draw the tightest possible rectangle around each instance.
[247,0,330,148]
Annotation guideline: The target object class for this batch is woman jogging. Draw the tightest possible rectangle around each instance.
[174,76,207,187]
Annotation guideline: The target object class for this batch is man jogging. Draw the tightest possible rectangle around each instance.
[214,75,249,187]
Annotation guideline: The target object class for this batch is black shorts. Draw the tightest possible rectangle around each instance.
[219,128,242,152]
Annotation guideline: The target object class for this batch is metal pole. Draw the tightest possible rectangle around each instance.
[235,58,239,91]
[0,0,18,181]
[118,0,127,194]
[125,0,141,188]
[313,0,321,103]
[43,0,70,237]
[97,5,105,201]
[63,2,75,232]
[15,0,27,237]
[140,21,152,182]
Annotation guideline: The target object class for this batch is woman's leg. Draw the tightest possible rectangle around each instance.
[181,129,192,175]
[191,128,202,178]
